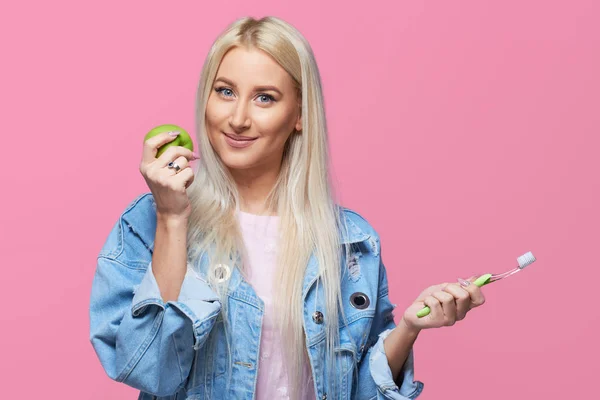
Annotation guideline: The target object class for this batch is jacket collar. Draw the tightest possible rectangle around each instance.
[121,193,158,253]
[339,211,370,244]
[301,211,371,300]
[122,194,371,253]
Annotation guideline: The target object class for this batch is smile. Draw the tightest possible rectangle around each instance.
[223,132,258,148]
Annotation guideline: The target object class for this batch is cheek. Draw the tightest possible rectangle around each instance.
[205,100,228,138]
[206,100,224,126]
[254,107,296,140]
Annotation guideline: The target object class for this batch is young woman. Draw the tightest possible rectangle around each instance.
[90,16,486,400]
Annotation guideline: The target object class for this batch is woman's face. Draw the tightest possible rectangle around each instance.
[205,46,302,173]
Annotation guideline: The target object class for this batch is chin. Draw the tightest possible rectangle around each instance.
[218,151,260,171]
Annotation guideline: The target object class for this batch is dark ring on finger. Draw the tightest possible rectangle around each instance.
[167,161,181,172]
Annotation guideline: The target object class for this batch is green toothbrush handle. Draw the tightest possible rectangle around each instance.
[416,274,493,318]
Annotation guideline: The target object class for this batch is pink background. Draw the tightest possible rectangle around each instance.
[1,0,598,398]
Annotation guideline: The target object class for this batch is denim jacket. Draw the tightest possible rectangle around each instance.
[89,193,425,399]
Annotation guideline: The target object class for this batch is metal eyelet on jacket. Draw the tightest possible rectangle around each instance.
[312,311,324,324]
[350,292,370,310]
[321,394,327,400]
[213,264,231,283]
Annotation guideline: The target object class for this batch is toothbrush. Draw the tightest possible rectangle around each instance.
[416,251,536,318]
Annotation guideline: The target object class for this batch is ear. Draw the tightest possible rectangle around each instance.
[295,93,302,132]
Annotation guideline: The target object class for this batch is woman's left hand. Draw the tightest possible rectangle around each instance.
[400,276,486,332]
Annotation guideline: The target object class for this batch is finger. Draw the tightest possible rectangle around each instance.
[164,156,189,175]
[183,168,195,189]
[416,282,449,302]
[142,131,180,164]
[423,295,443,323]
[171,167,195,190]
[432,291,457,325]
[460,279,486,308]
[156,145,197,168]
[443,283,470,320]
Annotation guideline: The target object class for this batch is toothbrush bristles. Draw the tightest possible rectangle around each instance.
[517,251,536,269]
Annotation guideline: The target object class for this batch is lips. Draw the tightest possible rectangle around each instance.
[222,132,258,148]
[223,132,257,141]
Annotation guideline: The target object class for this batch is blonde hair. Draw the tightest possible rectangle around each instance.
[186,16,348,399]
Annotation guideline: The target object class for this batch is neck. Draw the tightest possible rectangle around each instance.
[230,163,280,215]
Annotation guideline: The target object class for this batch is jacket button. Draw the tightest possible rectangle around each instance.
[322,394,327,400]
[312,311,324,324]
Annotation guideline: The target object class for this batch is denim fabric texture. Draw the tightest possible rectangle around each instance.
[89,193,425,399]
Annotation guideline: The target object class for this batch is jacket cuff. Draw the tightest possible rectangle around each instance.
[131,261,165,316]
[131,262,222,349]
[369,328,425,400]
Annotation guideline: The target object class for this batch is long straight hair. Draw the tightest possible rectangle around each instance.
[185,16,348,399]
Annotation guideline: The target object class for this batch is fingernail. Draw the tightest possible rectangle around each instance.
[457,278,471,287]
[192,152,200,159]
[169,130,180,136]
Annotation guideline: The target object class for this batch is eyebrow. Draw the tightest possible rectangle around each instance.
[214,77,283,96]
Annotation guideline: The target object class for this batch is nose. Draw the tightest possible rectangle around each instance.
[229,99,251,133]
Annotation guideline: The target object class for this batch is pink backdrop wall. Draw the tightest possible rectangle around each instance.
[1,0,598,398]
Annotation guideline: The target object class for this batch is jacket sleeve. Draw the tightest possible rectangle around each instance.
[355,258,425,399]
[89,222,221,396]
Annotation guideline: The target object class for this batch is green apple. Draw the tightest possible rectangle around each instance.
[144,124,194,158]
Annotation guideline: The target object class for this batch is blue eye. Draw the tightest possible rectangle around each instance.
[214,87,276,104]
[215,87,233,97]
[257,94,275,103]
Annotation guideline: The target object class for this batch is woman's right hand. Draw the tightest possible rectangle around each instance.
[139,130,199,221]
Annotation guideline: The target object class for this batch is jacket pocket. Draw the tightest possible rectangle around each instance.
[334,342,358,400]
[339,311,375,364]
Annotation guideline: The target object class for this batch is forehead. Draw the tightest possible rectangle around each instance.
[216,47,294,90]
